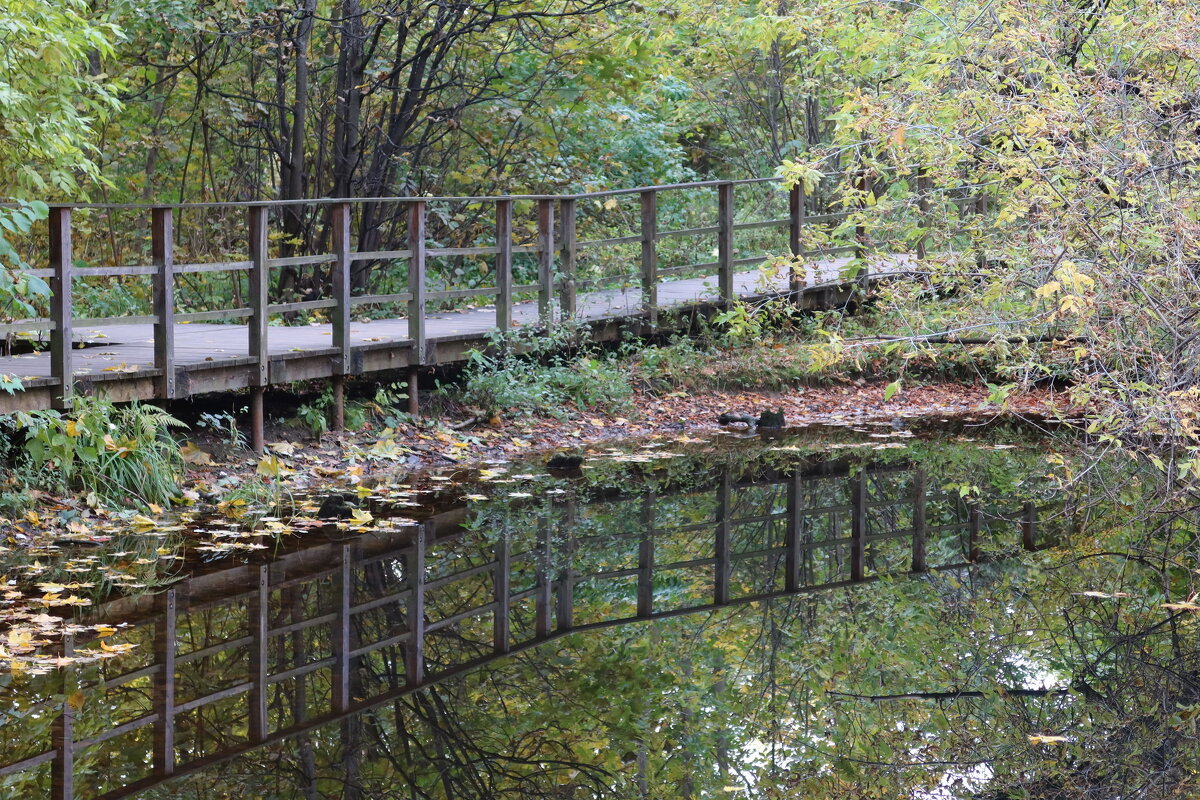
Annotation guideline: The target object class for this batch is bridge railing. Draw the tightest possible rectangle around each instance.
[0,456,1061,799]
[0,169,996,422]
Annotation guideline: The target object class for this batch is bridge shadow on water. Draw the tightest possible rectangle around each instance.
[0,430,1071,798]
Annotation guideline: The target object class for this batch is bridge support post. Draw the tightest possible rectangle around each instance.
[152,207,176,400]
[48,207,73,410]
[717,182,734,303]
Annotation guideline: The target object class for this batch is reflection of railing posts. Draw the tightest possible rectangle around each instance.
[1021,501,1037,551]
[851,472,867,581]
[559,199,577,318]
[788,183,805,296]
[717,182,735,303]
[405,524,426,685]
[495,199,513,332]
[330,203,352,431]
[151,207,176,399]
[785,472,802,591]
[557,501,576,632]
[249,565,270,740]
[967,503,982,562]
[715,472,731,604]
[537,199,555,324]
[493,533,511,654]
[50,634,75,800]
[534,515,552,639]
[911,469,928,573]
[247,206,270,453]
[638,492,655,617]
[333,543,353,714]
[152,589,177,777]
[640,190,658,329]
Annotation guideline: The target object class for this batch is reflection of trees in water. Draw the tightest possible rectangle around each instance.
[9,434,1130,799]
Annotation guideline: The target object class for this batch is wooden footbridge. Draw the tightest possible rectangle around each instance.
[0,172,974,445]
[0,452,1058,798]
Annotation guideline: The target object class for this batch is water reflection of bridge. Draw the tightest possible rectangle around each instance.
[2,456,1059,799]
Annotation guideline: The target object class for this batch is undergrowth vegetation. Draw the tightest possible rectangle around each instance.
[449,296,1052,419]
[8,395,186,510]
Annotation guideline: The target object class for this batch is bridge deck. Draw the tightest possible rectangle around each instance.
[0,254,909,410]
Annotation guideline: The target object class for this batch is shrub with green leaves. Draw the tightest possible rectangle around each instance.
[453,324,633,418]
[15,395,186,508]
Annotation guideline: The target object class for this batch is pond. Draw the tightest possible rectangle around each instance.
[0,422,1187,798]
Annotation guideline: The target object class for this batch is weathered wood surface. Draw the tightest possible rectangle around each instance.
[0,253,910,407]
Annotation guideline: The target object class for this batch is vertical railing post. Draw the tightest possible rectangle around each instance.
[717,182,734,304]
[50,634,74,800]
[495,199,513,332]
[536,199,555,325]
[152,589,177,777]
[407,201,427,364]
[911,468,927,573]
[493,534,511,654]
[48,207,73,410]
[331,202,352,432]
[854,169,870,287]
[405,524,426,686]
[332,543,352,714]
[640,190,658,327]
[788,183,805,295]
[152,207,175,400]
[715,472,731,604]
[637,491,655,618]
[785,472,802,592]
[850,472,866,581]
[247,206,269,453]
[559,197,577,318]
[916,167,931,261]
[248,565,269,741]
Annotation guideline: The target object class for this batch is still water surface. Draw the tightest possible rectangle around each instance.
[2,424,1186,798]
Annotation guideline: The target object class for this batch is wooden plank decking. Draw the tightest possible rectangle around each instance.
[0,253,910,412]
